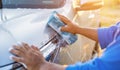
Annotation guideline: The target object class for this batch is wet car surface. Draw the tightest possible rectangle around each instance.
[0,0,73,69]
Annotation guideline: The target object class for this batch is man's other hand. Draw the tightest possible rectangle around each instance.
[10,42,47,70]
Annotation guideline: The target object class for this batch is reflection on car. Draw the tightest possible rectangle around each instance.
[0,0,73,70]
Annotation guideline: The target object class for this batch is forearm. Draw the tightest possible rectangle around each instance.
[75,27,98,41]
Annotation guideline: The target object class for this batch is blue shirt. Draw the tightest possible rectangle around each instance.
[66,22,120,70]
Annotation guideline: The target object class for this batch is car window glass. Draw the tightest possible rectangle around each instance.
[2,0,66,8]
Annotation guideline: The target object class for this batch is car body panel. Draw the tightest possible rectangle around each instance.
[0,0,73,69]
[0,12,58,67]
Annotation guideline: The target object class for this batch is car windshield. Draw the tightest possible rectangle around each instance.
[1,0,66,8]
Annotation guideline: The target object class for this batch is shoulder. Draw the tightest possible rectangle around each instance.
[116,22,120,27]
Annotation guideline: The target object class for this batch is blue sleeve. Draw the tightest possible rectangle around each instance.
[66,36,120,70]
[66,58,103,70]
[98,26,118,49]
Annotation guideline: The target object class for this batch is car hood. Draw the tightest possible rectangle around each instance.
[0,11,58,69]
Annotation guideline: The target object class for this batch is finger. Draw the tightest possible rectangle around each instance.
[13,45,23,52]
[22,42,30,50]
[10,49,23,57]
[12,56,24,63]
[31,45,39,51]
[57,14,68,20]
[17,42,28,52]
[57,14,69,25]
[61,26,69,32]
[13,44,27,54]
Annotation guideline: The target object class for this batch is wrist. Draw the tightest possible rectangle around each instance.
[27,61,48,70]
[46,62,66,70]
[74,26,81,34]
[39,61,49,70]
[76,27,84,34]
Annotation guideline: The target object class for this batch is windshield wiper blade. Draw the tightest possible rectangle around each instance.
[0,62,17,68]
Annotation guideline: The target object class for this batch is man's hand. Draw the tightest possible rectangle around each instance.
[10,42,67,70]
[10,42,47,70]
[57,14,98,41]
[57,14,80,34]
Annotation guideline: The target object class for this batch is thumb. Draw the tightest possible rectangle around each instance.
[60,26,69,32]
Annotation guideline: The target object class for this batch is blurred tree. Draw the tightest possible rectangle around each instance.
[103,0,120,7]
